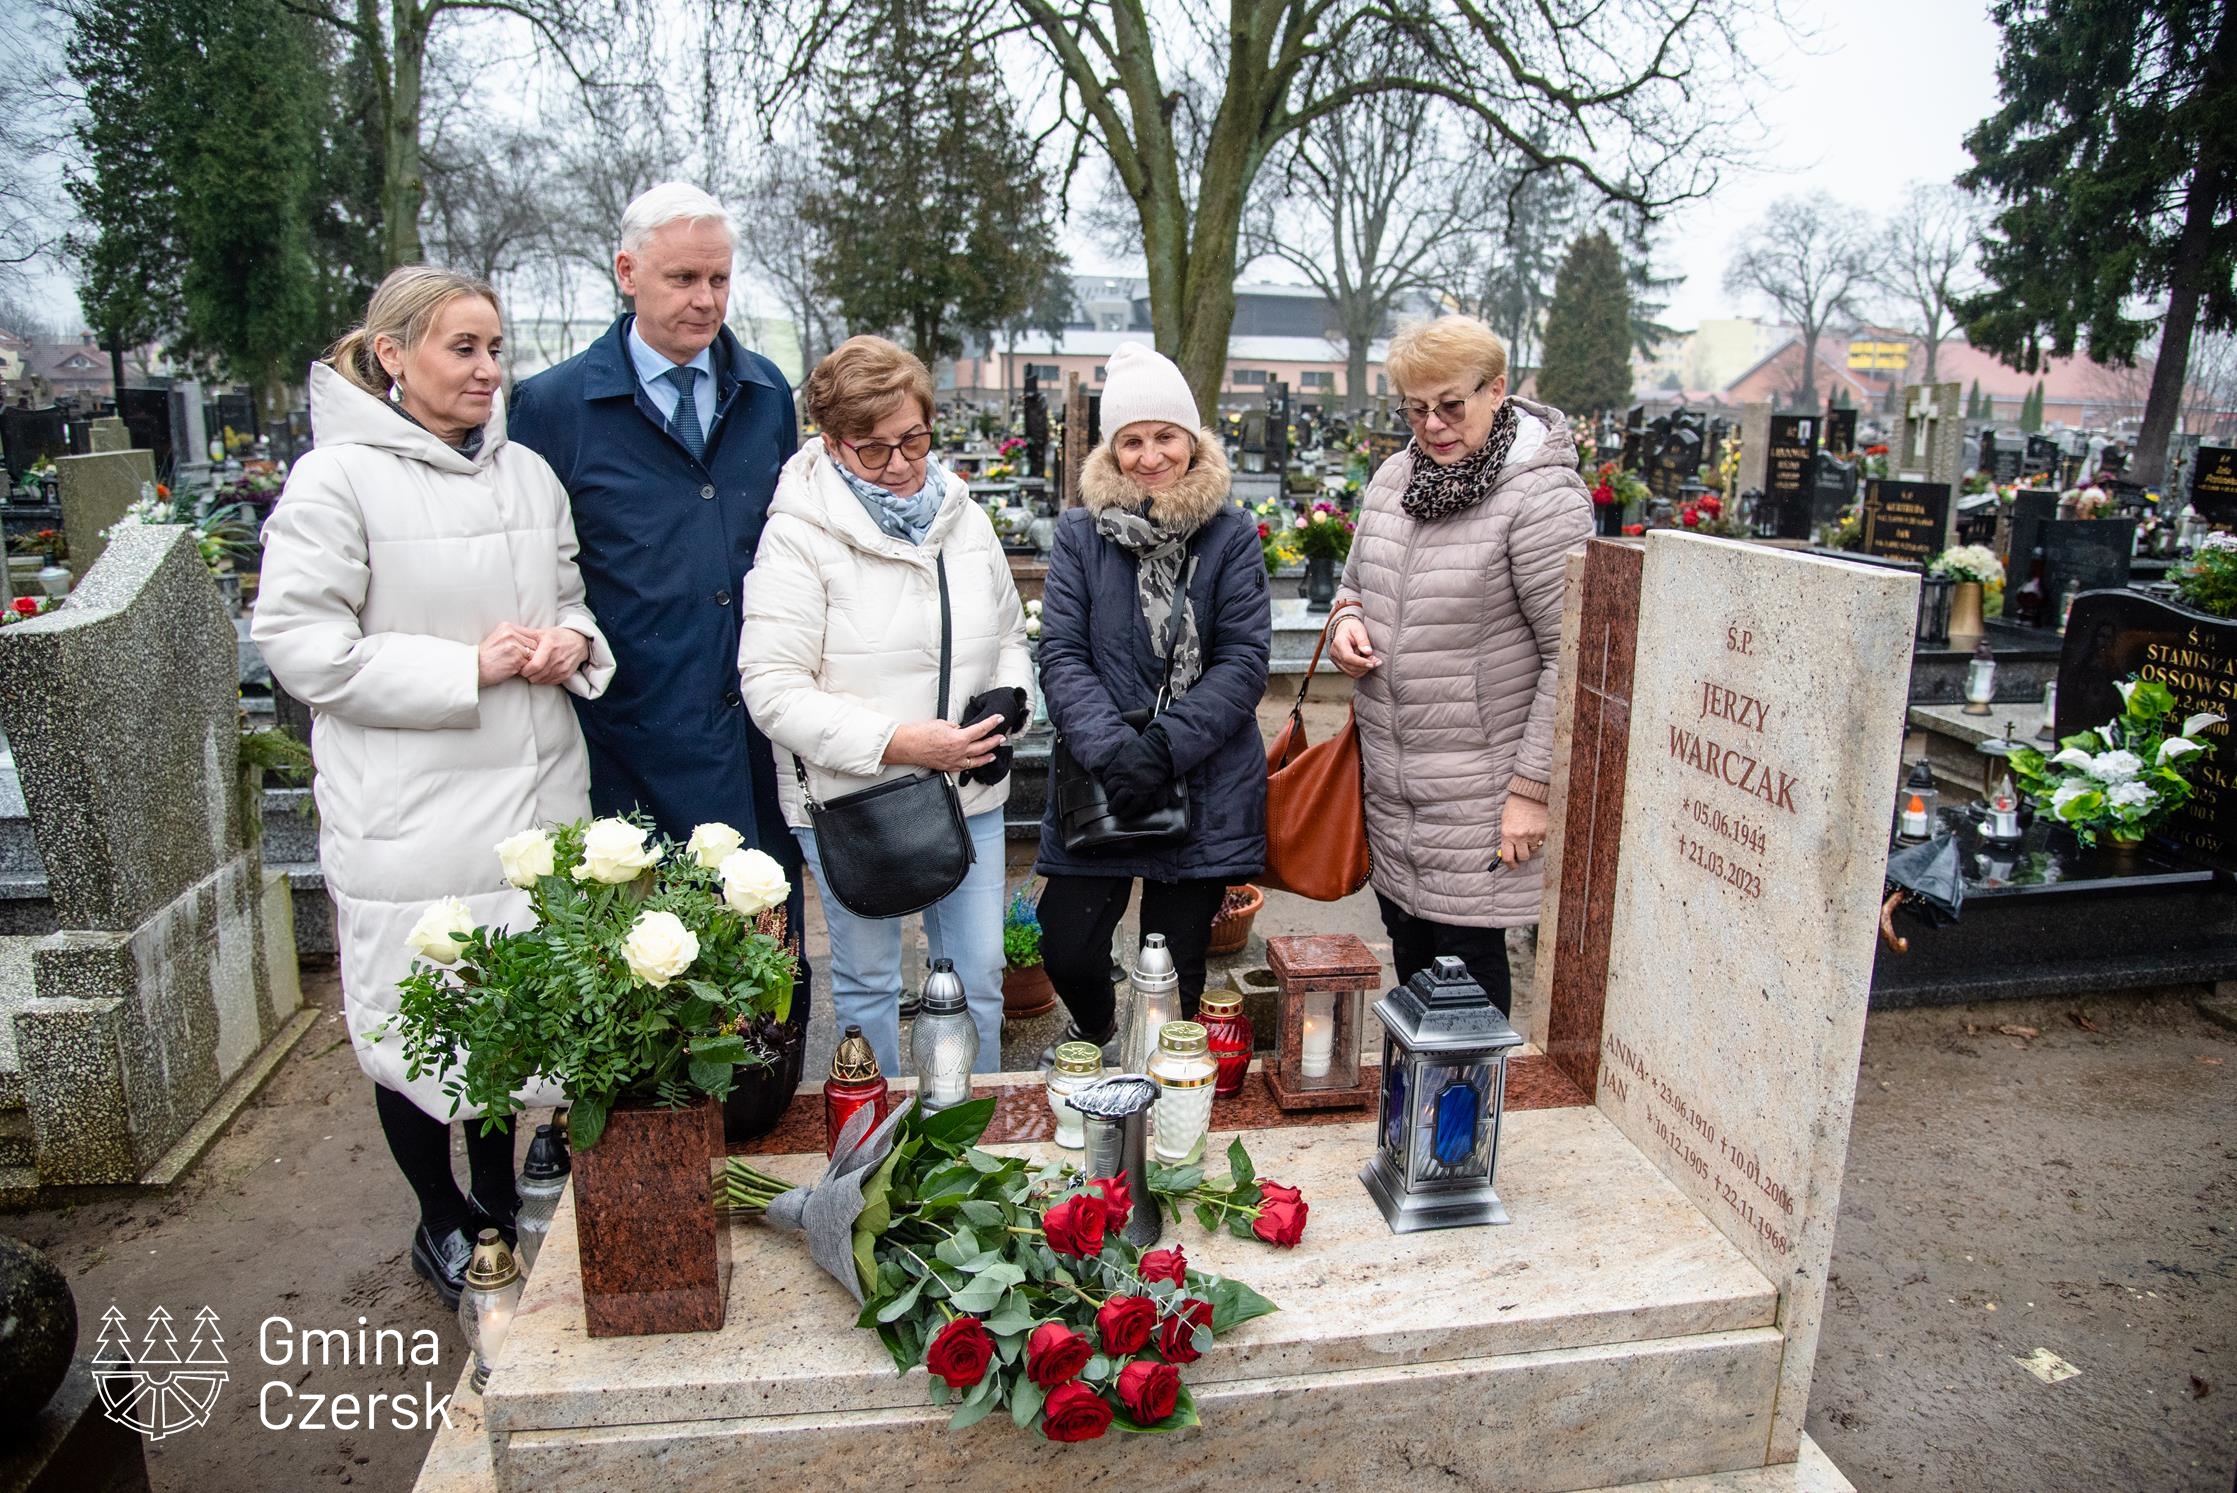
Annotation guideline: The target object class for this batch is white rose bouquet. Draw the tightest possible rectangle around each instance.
[390,817,798,1147]
[2009,677,2223,848]
[1929,544,2005,587]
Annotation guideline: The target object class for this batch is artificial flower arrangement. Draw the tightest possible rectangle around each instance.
[1291,501,1355,562]
[722,1098,1298,1441]
[390,816,797,1148]
[2009,677,2222,848]
[1,595,59,626]
[2172,532,2237,618]
[1002,882,1044,971]
[2068,484,2117,519]
[1589,459,1649,513]
[1022,596,1043,639]
[1929,544,2005,587]
[106,484,260,576]
[1252,498,1298,575]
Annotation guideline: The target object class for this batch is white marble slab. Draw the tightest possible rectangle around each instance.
[1597,533,1913,1461]
[481,1105,1776,1443]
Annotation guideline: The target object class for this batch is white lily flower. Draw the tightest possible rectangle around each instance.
[2050,747,2096,769]
[2114,680,2136,706]
[2182,712,2224,738]
[2160,737,2204,764]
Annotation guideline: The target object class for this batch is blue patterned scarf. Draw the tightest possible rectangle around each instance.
[834,452,949,545]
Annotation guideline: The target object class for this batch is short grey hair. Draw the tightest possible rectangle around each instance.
[617,182,737,256]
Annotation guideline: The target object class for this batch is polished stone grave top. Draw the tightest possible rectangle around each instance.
[1265,931,1381,986]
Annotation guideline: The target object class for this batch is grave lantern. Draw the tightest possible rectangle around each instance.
[1360,956,1523,1234]
[1266,934,1380,1111]
[1963,640,1997,716]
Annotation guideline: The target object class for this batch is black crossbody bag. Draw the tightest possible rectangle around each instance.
[1048,553,1198,854]
[795,555,974,919]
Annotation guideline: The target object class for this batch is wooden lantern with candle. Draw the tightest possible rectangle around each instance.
[1265,933,1380,1111]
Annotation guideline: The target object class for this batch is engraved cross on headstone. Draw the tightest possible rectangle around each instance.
[1908,386,1939,463]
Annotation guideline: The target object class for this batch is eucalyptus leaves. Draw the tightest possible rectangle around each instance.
[390,816,798,1148]
[2009,677,2223,846]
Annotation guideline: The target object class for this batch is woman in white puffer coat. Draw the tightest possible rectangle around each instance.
[252,265,615,1308]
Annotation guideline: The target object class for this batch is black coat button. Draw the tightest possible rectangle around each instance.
[723,689,742,707]
[715,589,731,606]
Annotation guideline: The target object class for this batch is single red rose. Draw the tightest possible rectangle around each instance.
[924,1316,994,1390]
[155,483,169,499]
[1096,1294,1157,1356]
[1041,1381,1114,1442]
[1700,494,1723,517]
[1681,508,1701,527]
[1137,1246,1188,1286]
[1116,1358,1181,1424]
[1622,523,1645,536]
[1257,521,1271,539]
[1592,482,1616,507]
[1042,1194,1106,1257]
[1252,1196,1310,1248]
[1026,1321,1092,1388]
[1157,1297,1213,1364]
[11,597,37,616]
[1093,1173,1131,1232]
[1258,1180,1302,1205]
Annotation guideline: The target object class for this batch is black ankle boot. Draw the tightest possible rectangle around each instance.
[411,1223,473,1309]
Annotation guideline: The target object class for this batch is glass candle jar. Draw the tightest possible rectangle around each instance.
[823,1024,890,1157]
[1148,1021,1218,1163]
[1197,989,1253,1097]
[910,959,978,1113]
[1299,989,1337,1079]
[1045,1041,1104,1149]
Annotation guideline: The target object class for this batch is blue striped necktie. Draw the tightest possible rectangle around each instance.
[662,365,705,460]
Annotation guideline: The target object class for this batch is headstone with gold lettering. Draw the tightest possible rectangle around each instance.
[2056,590,2235,872]
[2191,444,2237,523]
[1859,478,1951,565]
[1593,532,1914,1462]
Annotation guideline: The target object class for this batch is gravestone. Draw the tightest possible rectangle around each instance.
[1859,479,1951,565]
[2006,488,2060,575]
[1808,452,1858,534]
[2041,518,2135,608]
[1265,381,1290,476]
[0,525,302,1185]
[1894,382,1963,486]
[2191,445,2237,523]
[85,417,129,455]
[1992,444,2023,484]
[1619,404,1646,472]
[56,448,155,580]
[1822,406,1856,458]
[1735,401,1772,499]
[2055,591,2235,872]
[1762,414,1820,539]
[1594,533,1914,1460]
[3,405,70,481]
[212,393,256,444]
[114,387,175,477]
[2024,434,2059,480]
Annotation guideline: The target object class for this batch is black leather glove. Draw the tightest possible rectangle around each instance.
[957,687,1029,786]
[1100,723,1174,820]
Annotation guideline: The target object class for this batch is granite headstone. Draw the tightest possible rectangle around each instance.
[56,448,155,580]
[1894,382,1964,486]
[1822,406,1857,458]
[1860,479,1952,565]
[2191,444,2237,523]
[1763,414,1820,540]
[2,405,69,481]
[2041,518,2135,607]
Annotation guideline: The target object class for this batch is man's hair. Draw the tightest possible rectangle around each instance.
[617,182,736,256]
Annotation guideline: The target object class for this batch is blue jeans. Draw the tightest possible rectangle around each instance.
[795,808,1007,1079]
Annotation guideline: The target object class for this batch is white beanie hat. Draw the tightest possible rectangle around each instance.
[1098,341,1200,440]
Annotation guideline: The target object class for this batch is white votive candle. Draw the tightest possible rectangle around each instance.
[1300,991,1335,1079]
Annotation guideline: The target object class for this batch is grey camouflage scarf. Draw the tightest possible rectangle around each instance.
[1093,505,1204,699]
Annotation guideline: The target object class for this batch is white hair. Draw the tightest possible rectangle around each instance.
[617,182,737,256]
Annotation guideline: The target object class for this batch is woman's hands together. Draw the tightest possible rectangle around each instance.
[884,713,1008,773]
[478,624,592,688]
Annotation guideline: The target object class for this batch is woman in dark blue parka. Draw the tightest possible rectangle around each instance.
[1035,342,1270,1051]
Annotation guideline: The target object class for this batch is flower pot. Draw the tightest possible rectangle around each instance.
[1206,883,1264,957]
[1947,581,1986,651]
[722,1007,806,1145]
[1002,962,1057,1018]
[1305,555,1337,613]
[572,1096,729,1337]
[1595,503,1625,537]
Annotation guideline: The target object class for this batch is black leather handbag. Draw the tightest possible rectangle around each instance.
[795,555,974,919]
[1049,555,1197,854]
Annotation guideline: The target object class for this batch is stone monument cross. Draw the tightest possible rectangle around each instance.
[1907,386,1939,463]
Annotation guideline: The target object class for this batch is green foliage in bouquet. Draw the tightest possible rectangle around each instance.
[2172,535,2237,619]
[391,817,797,1148]
[1002,884,1043,969]
[2009,677,2223,847]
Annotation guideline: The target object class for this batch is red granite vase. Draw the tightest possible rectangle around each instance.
[571,1097,730,1338]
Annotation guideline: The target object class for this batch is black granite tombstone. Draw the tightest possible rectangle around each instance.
[1993,445,2023,484]
[1824,406,1857,457]
[1265,381,1290,475]
[214,392,256,443]
[2007,488,2061,580]
[2,405,69,481]
[115,386,176,478]
[2054,590,2236,873]
[1977,429,1997,476]
[1620,405,1646,472]
[1022,372,1049,480]
[2024,434,2059,478]
[2041,519,2135,607]
[2191,444,2237,523]
[1763,413,1820,538]
[1860,479,1951,565]
[1808,452,1858,533]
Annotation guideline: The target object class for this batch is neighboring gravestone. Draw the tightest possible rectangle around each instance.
[1762,413,1820,539]
[85,417,129,455]
[1823,406,1857,458]
[1993,444,2023,484]
[1859,478,1952,564]
[1735,401,1773,498]
[2,405,69,481]
[2007,488,2060,575]
[1595,532,1914,1461]
[1620,404,1646,473]
[0,525,302,1184]
[115,387,174,476]
[1808,452,1858,535]
[2056,590,2235,872]
[56,448,155,580]
[2192,445,2237,523]
[1894,382,1964,486]
[2042,518,2135,607]
[2024,434,2060,480]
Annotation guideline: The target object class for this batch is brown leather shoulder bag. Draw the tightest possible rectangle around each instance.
[1257,614,1371,901]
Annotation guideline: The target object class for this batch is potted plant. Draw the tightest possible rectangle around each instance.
[1293,503,1355,613]
[1001,883,1056,1018]
[2009,677,2222,854]
[1928,544,2004,649]
[2171,532,2237,618]
[392,817,797,1336]
[1206,884,1264,957]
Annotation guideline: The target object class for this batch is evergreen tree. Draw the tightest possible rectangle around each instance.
[803,0,1065,366]
[1959,0,2236,485]
[1535,230,1633,416]
[1981,391,1996,422]
[65,0,190,355]
[1966,378,1982,417]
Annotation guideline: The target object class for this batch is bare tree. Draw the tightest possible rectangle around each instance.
[1436,161,1584,374]
[735,150,843,372]
[0,4,76,299]
[1723,191,1880,411]
[1873,182,1981,382]
[744,0,1766,416]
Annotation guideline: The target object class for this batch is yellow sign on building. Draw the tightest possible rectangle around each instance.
[1846,341,1911,370]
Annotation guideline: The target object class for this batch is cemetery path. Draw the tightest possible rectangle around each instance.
[1812,990,2237,1492]
[3,968,2231,1491]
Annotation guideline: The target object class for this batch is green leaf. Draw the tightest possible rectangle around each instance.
[917,1097,997,1150]
[1207,1276,1279,1333]
[874,1277,926,1323]
[949,1275,1010,1314]
[690,1032,748,1065]
[569,1096,609,1151]
[875,1323,914,1373]
[981,1305,1037,1336]
[687,1056,732,1092]
[1226,1136,1256,1190]
[1193,1200,1221,1232]
[958,1199,1006,1227]
[852,1228,878,1296]
[1110,1378,1202,1434]
[948,1394,997,1431]
[1009,1376,1045,1428]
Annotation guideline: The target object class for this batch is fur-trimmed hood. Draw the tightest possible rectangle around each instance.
[1080,428,1233,532]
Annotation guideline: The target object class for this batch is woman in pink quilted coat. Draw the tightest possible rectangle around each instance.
[1328,315,1593,1013]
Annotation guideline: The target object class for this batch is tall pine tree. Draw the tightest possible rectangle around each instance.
[1959,0,2235,484]
[1535,230,1633,416]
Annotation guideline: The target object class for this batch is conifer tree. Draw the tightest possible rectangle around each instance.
[1536,230,1634,416]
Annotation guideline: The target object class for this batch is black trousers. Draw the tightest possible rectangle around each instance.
[1375,893,1515,1017]
[373,1082,518,1240]
[1037,875,1231,1039]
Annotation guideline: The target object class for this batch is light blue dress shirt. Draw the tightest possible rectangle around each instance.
[626,320,717,442]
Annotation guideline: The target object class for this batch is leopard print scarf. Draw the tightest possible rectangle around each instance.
[1400,399,1521,522]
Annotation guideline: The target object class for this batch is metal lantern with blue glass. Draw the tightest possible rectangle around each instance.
[1359,955,1524,1233]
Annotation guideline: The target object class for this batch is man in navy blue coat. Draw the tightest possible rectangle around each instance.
[509,183,810,1063]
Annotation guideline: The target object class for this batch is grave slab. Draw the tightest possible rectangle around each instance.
[1594,533,1913,1463]
[55,448,153,582]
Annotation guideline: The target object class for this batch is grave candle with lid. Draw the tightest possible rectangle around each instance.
[1266,933,1381,1111]
[1360,955,1523,1234]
